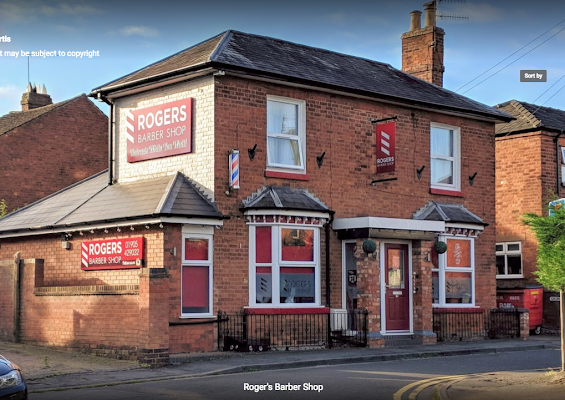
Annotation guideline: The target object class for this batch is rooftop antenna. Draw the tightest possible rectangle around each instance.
[436,0,469,23]
[27,55,30,85]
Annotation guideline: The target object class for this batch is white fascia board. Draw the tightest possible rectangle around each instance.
[244,209,330,219]
[332,216,445,232]
[0,217,224,239]
[444,222,485,231]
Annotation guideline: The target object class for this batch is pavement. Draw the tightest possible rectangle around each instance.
[0,335,562,398]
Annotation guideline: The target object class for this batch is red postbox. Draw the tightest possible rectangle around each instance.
[496,286,543,334]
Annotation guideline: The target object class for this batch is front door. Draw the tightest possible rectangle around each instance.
[384,243,410,331]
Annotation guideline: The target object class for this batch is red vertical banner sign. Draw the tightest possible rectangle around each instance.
[376,121,396,173]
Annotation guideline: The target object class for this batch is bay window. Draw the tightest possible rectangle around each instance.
[432,236,475,306]
[250,223,320,307]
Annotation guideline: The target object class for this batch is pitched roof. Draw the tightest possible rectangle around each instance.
[92,30,512,122]
[495,100,565,135]
[0,95,83,136]
[0,171,224,236]
[413,201,486,226]
[242,186,330,213]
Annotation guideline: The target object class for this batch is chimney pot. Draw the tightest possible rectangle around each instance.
[410,10,422,31]
[424,0,437,28]
[20,83,53,111]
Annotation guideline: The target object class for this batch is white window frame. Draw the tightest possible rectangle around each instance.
[181,233,213,318]
[430,122,461,192]
[496,242,523,279]
[432,235,475,308]
[266,95,306,173]
[249,223,321,308]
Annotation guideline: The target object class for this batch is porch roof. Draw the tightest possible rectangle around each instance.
[332,216,445,240]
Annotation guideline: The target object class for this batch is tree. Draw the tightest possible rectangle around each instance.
[0,199,6,218]
[523,204,565,372]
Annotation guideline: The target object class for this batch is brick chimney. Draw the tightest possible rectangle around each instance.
[401,1,445,87]
[20,82,53,111]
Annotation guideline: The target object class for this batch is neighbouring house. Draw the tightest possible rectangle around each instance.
[494,99,565,330]
[0,84,108,212]
[0,2,514,365]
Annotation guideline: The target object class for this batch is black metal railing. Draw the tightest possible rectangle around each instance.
[433,308,522,342]
[218,309,368,352]
[329,309,369,347]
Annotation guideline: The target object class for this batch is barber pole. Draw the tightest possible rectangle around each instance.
[229,149,240,189]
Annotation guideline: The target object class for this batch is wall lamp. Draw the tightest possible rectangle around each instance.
[316,152,326,168]
[61,234,71,250]
[417,165,426,180]
[469,172,478,186]
[248,144,257,160]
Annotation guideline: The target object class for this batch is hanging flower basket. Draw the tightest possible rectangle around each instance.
[434,241,448,254]
[362,239,377,254]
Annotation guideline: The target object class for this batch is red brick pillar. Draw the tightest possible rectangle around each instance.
[138,268,170,366]
[412,240,437,345]
[354,239,384,348]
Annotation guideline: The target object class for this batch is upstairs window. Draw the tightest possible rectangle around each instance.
[430,123,461,192]
[496,242,523,278]
[267,96,306,172]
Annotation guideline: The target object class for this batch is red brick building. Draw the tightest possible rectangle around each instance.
[0,84,108,212]
[495,100,565,287]
[0,3,513,364]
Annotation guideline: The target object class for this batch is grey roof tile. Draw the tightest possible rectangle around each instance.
[495,100,565,135]
[92,30,512,122]
[242,186,330,213]
[413,201,486,225]
[0,172,223,235]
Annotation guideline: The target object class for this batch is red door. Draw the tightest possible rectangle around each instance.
[384,244,410,331]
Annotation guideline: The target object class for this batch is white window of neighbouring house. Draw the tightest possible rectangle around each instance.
[496,242,523,279]
[432,236,475,307]
[266,96,306,172]
[181,234,213,317]
[430,123,461,191]
[249,224,320,307]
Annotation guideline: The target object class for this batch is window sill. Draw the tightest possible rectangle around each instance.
[430,188,464,197]
[265,170,309,181]
[432,306,481,312]
[496,275,524,279]
[245,307,329,315]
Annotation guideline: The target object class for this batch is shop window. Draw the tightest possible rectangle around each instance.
[250,224,320,307]
[496,242,523,279]
[182,235,213,316]
[430,123,461,192]
[266,96,306,174]
[432,236,474,307]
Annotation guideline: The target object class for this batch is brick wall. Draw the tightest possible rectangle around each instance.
[495,131,558,287]
[0,95,108,212]
[213,75,497,310]
[0,227,170,360]
[0,259,17,341]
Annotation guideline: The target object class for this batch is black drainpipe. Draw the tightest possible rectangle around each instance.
[554,130,564,195]
[98,94,114,185]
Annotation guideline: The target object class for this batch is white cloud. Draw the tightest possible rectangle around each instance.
[54,24,78,33]
[0,1,102,23]
[119,26,159,38]
[0,84,19,97]
[321,12,348,24]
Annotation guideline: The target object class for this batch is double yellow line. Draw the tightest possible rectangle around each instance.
[344,370,465,400]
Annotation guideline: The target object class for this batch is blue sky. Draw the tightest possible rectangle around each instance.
[0,0,564,117]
